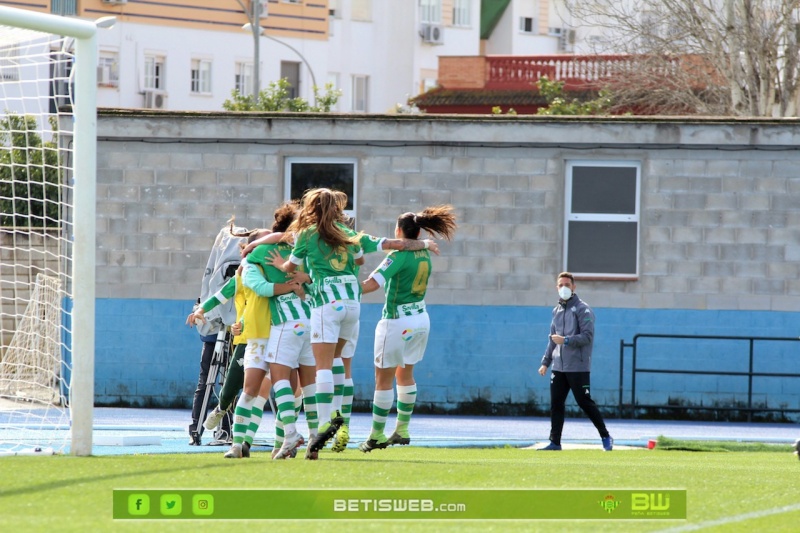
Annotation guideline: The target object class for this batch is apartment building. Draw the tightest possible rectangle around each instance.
[0,1,588,113]
[1,0,493,112]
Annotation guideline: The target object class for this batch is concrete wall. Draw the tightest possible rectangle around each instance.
[93,111,800,418]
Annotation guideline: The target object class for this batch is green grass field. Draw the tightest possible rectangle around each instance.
[2,445,798,532]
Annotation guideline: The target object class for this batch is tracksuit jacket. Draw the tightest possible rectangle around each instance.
[540,294,595,373]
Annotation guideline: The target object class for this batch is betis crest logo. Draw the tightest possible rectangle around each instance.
[599,494,621,514]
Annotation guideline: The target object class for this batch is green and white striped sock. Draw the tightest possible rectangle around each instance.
[294,392,303,420]
[273,379,297,436]
[342,377,354,426]
[274,410,284,448]
[315,369,334,424]
[370,389,394,439]
[302,383,318,437]
[395,384,417,438]
[332,357,345,412]
[245,395,267,446]
[233,394,255,445]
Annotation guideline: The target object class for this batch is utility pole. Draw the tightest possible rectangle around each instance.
[251,0,261,98]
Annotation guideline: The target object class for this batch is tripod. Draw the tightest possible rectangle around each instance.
[196,328,233,445]
[189,327,279,447]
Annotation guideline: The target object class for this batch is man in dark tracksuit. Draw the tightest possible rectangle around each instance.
[537,272,613,451]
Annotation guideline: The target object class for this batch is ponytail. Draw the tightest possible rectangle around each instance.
[397,205,457,241]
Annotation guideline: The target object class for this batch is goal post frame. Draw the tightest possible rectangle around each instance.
[0,6,97,456]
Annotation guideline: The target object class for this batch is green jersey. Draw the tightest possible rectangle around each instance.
[291,223,362,306]
[360,233,384,254]
[200,276,237,312]
[372,249,431,319]
[352,232,384,276]
[246,242,311,325]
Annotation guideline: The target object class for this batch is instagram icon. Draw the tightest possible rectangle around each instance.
[192,494,214,516]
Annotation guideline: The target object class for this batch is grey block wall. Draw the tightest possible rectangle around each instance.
[0,229,63,350]
[95,112,800,311]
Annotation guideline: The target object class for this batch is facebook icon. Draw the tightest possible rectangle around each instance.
[128,494,150,515]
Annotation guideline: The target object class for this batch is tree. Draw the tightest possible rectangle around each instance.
[534,76,613,116]
[0,114,61,228]
[222,78,342,112]
[564,0,800,116]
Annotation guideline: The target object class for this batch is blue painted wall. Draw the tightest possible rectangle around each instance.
[95,299,800,417]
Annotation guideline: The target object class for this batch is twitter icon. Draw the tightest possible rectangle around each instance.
[160,494,182,516]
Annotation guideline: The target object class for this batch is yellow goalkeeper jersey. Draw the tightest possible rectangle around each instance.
[239,266,272,340]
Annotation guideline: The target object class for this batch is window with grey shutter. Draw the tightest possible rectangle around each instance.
[564,161,640,278]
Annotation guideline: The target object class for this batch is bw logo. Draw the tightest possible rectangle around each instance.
[632,493,670,511]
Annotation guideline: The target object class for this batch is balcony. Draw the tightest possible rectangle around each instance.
[412,54,693,114]
[439,54,682,92]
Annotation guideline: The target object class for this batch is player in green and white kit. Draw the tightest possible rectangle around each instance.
[358,205,457,452]
[245,203,318,460]
[269,188,439,459]
[326,232,435,438]
[275,189,364,458]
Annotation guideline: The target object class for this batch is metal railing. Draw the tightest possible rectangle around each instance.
[618,333,800,421]
[484,54,681,90]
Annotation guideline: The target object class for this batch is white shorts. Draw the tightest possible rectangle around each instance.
[373,312,430,369]
[311,299,360,346]
[266,319,314,369]
[244,337,269,372]
[339,321,359,360]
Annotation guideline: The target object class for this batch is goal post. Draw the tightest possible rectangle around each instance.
[0,6,98,456]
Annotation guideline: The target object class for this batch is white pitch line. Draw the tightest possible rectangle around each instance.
[655,503,800,532]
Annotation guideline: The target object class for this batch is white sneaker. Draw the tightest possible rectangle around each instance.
[203,406,226,430]
[223,444,242,459]
[273,431,303,460]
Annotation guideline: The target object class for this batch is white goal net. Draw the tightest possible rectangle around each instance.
[0,7,98,456]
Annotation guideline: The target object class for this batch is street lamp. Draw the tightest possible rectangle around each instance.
[242,22,318,106]
[94,16,117,29]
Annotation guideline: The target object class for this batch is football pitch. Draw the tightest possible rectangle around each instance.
[2,444,798,532]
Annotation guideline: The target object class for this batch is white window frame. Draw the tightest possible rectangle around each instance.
[0,47,19,81]
[190,58,212,94]
[420,0,442,24]
[563,160,641,279]
[453,0,471,27]
[235,61,253,95]
[351,74,368,112]
[144,54,166,90]
[284,157,358,222]
[98,50,119,87]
